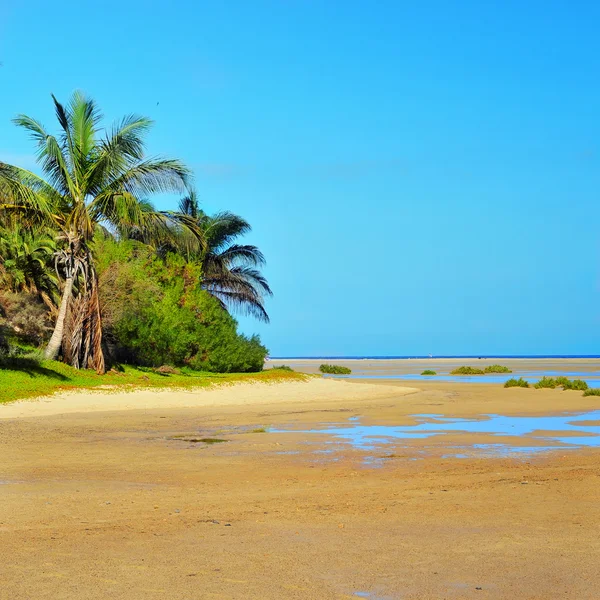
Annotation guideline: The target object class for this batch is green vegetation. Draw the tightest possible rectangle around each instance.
[503,375,593,393]
[250,427,268,433]
[319,364,352,375]
[533,376,557,389]
[96,238,267,372]
[533,376,589,391]
[0,357,304,404]
[562,379,589,391]
[450,366,485,375]
[0,92,272,381]
[421,369,437,375]
[583,388,600,396]
[504,377,530,388]
[271,365,294,371]
[484,365,512,373]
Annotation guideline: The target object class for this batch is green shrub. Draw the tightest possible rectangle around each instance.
[484,365,512,373]
[271,365,293,372]
[96,239,268,373]
[319,364,352,375]
[533,376,556,389]
[531,376,589,391]
[583,388,600,396]
[450,366,485,375]
[504,377,530,388]
[562,379,588,391]
[421,369,436,375]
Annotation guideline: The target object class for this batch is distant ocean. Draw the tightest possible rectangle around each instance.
[270,355,600,360]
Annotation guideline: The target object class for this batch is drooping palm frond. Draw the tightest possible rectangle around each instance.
[171,191,272,322]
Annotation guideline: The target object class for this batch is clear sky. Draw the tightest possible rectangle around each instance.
[1,1,598,356]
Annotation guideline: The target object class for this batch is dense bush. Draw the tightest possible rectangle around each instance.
[95,238,268,372]
[583,388,600,396]
[450,366,484,375]
[484,365,512,373]
[319,364,352,374]
[421,369,436,375]
[504,377,530,388]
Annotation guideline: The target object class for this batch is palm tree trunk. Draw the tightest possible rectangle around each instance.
[44,276,74,360]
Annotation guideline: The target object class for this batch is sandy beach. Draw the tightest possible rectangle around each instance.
[1,363,600,599]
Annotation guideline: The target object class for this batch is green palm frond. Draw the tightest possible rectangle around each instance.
[165,191,272,322]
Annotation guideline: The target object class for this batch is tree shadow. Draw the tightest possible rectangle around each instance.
[0,357,70,380]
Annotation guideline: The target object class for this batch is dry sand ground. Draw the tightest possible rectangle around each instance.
[1,364,600,599]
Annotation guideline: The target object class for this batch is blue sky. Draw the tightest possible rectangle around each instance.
[1,1,598,356]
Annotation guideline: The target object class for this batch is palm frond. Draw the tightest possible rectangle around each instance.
[216,244,266,267]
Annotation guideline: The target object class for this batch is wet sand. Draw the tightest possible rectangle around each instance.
[267,357,600,376]
[1,369,600,599]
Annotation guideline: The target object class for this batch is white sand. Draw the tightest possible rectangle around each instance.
[0,378,418,419]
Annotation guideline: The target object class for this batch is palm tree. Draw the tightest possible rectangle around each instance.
[176,192,272,322]
[0,92,193,372]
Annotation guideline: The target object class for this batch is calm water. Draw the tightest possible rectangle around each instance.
[274,411,600,458]
[326,371,600,387]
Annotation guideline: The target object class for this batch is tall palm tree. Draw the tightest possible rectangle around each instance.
[176,192,272,322]
[0,92,193,372]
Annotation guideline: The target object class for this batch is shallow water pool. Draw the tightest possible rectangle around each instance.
[274,410,600,458]
[327,372,600,386]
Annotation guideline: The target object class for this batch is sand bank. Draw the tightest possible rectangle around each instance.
[0,377,418,419]
[1,377,599,599]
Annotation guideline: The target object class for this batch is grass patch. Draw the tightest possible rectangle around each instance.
[504,377,530,388]
[0,358,307,404]
[319,364,352,375]
[583,388,600,396]
[562,379,589,391]
[484,365,512,373]
[450,366,485,375]
[421,370,437,375]
[533,376,557,389]
[526,376,590,391]
[250,427,268,433]
[270,365,293,371]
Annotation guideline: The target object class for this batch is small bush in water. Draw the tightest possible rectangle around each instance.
[421,369,437,375]
[583,388,600,396]
[450,366,485,375]
[319,364,352,375]
[272,365,293,371]
[504,377,530,388]
[484,365,512,373]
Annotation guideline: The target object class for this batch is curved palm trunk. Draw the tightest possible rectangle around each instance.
[44,276,74,360]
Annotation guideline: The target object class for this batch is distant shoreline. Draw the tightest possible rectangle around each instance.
[269,355,600,360]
